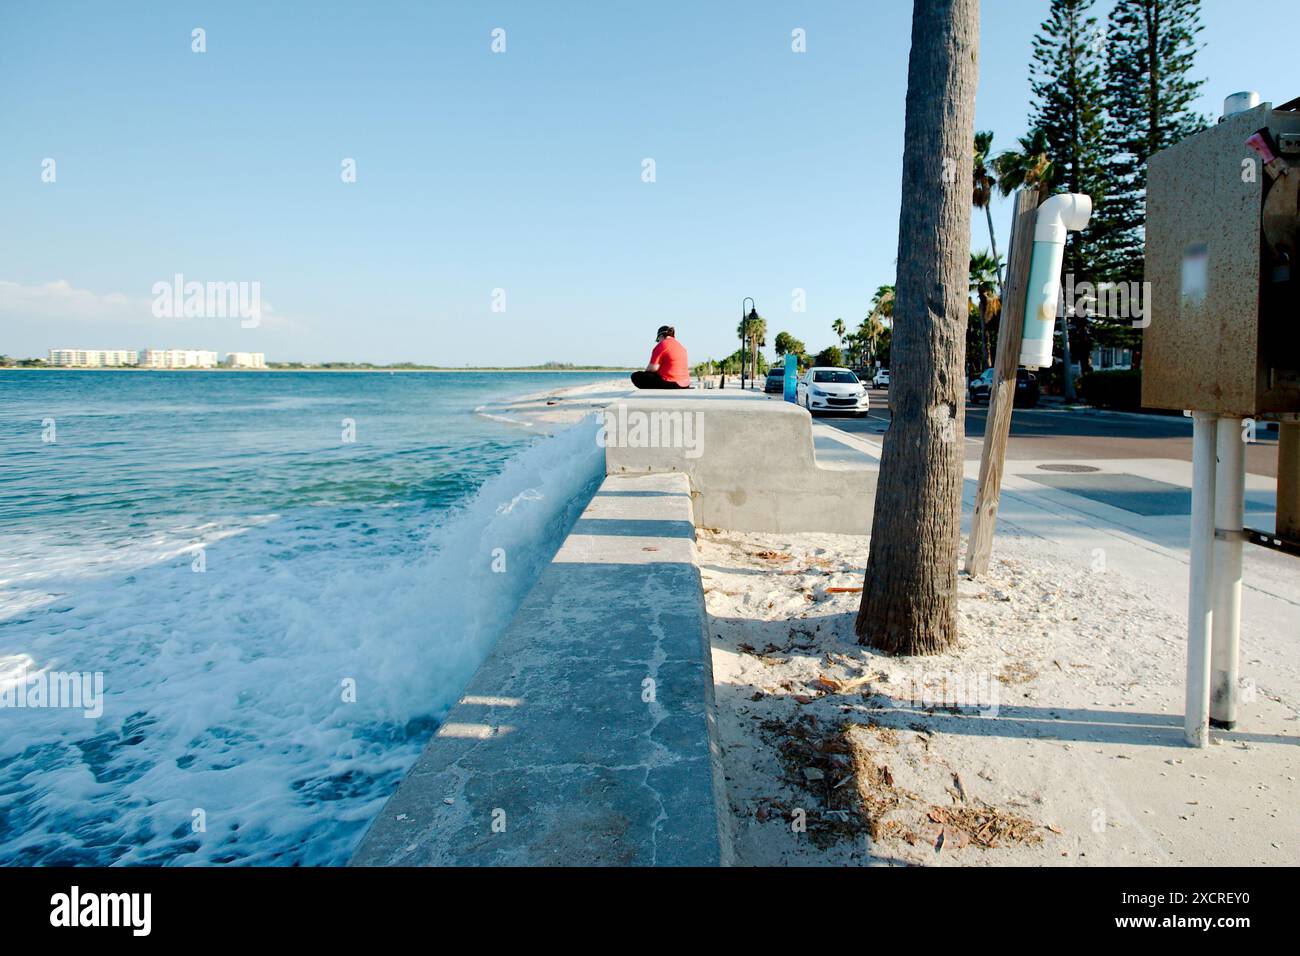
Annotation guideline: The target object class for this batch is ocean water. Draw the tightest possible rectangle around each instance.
[0,370,612,865]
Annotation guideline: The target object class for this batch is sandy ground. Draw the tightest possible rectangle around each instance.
[475,378,630,430]
[699,527,1299,867]
[501,377,1298,866]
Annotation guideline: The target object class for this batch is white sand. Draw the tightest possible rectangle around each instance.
[501,377,1297,865]
[700,527,1298,867]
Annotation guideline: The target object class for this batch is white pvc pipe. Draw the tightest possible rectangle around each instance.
[1018,194,1093,370]
[1210,417,1245,729]
[1033,193,1094,245]
[1185,412,1218,746]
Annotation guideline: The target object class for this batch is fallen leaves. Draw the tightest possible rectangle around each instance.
[813,673,882,696]
[998,661,1038,685]
[752,713,1055,857]
[924,805,1044,849]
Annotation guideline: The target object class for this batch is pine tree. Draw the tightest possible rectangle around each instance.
[1097,0,1207,302]
[1029,0,1108,385]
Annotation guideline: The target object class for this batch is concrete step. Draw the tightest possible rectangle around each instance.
[349,472,724,866]
[601,395,877,533]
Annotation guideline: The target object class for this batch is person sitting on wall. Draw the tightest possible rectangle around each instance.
[630,325,690,389]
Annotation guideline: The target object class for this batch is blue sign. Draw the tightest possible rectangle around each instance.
[783,352,797,403]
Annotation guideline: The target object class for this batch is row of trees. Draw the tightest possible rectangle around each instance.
[973,0,1206,397]
[860,0,1209,655]
[724,256,997,384]
[771,286,897,374]
[698,288,898,381]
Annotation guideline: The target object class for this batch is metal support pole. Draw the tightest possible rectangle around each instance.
[1185,411,1218,746]
[1210,416,1245,729]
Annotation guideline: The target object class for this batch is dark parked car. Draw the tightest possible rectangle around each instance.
[764,366,786,393]
[969,367,1040,408]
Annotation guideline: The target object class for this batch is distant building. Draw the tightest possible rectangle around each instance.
[224,351,267,369]
[1069,346,1135,377]
[139,349,219,369]
[48,349,140,367]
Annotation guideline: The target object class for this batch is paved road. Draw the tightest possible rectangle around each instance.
[814,386,1281,478]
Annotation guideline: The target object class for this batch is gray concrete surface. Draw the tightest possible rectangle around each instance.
[350,472,725,866]
[831,385,1281,476]
[602,394,877,533]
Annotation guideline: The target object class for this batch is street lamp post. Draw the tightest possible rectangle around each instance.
[740,297,756,391]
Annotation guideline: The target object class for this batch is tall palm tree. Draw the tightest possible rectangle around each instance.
[969,250,1002,371]
[857,312,885,364]
[870,284,895,322]
[860,286,895,365]
[832,318,846,354]
[857,0,979,656]
[993,127,1058,201]
[737,312,766,387]
[972,130,1005,296]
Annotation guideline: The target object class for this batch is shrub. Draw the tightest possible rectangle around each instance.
[814,346,843,368]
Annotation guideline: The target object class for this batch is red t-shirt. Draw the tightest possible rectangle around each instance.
[649,336,689,387]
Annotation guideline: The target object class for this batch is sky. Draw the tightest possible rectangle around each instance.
[2,1,1297,367]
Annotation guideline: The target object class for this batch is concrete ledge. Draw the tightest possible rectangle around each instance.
[350,472,724,866]
[601,396,876,533]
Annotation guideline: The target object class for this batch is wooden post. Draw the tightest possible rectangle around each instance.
[965,190,1040,576]
[1278,422,1300,542]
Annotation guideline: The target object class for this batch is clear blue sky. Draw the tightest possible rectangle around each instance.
[2,1,1295,366]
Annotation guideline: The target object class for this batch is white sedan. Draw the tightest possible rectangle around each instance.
[795,367,870,416]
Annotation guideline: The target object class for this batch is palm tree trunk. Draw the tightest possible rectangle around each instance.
[984,203,1004,298]
[856,0,979,655]
[978,295,992,370]
[1060,313,1076,401]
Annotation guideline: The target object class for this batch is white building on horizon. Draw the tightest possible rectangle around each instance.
[139,349,219,369]
[224,351,267,369]
[48,349,141,367]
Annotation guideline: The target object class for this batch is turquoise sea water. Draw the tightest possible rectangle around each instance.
[0,370,612,865]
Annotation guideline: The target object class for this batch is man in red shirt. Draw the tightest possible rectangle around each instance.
[631,325,690,389]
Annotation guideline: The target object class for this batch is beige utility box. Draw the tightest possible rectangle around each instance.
[1144,99,1300,417]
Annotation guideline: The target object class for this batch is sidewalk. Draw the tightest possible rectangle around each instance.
[701,422,1300,865]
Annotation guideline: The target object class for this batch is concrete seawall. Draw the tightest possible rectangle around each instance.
[601,394,876,534]
[351,392,876,866]
[350,472,725,866]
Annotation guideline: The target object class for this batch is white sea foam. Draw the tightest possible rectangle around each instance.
[473,403,534,428]
[0,417,604,865]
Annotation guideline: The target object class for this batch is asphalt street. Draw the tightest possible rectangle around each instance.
[817,385,1281,478]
